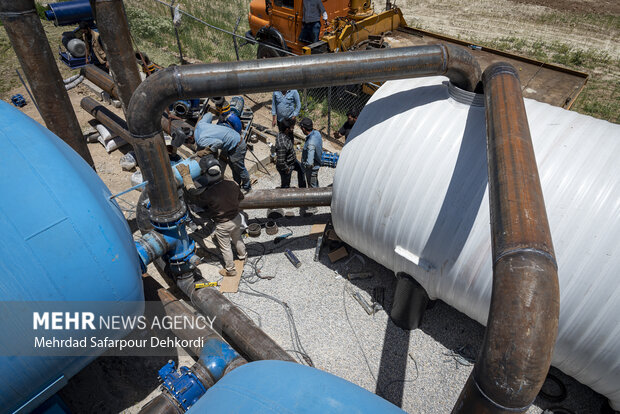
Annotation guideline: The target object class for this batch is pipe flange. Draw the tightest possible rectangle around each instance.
[247,223,262,237]
[265,220,278,235]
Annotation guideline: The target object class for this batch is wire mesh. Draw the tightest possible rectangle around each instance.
[125,0,376,142]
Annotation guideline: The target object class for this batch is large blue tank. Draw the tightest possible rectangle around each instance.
[0,102,144,412]
[188,361,406,413]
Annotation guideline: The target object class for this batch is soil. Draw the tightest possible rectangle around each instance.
[511,0,620,15]
[401,0,620,59]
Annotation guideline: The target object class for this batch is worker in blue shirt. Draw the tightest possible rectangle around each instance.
[299,117,322,188]
[272,90,301,132]
[194,113,251,192]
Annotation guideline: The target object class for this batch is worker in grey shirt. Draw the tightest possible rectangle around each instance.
[272,89,301,132]
[299,0,328,44]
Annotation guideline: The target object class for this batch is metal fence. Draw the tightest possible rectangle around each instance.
[130,0,373,142]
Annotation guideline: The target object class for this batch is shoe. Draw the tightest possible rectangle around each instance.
[241,187,251,195]
[237,255,247,261]
[219,268,237,277]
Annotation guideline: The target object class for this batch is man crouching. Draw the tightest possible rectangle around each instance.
[176,156,246,277]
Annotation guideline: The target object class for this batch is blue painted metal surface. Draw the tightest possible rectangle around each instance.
[0,101,144,412]
[11,94,26,108]
[218,112,243,134]
[171,158,202,186]
[321,151,340,168]
[158,361,207,411]
[187,361,407,413]
[45,0,93,26]
[199,338,241,382]
[153,215,195,264]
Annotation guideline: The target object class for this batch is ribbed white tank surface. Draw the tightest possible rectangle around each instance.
[332,77,620,409]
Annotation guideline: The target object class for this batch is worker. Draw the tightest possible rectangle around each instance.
[299,0,328,44]
[272,90,301,132]
[300,116,323,180]
[176,156,247,277]
[275,118,306,189]
[334,108,359,139]
[194,112,252,193]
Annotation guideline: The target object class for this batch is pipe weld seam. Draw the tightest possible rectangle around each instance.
[472,377,534,412]
[483,65,519,82]
[494,247,557,270]
[172,66,184,99]
[131,130,164,140]
[0,9,36,16]
[439,44,448,74]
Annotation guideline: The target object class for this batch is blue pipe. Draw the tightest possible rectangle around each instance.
[134,157,203,272]
[198,338,243,382]
[45,0,93,26]
[153,339,244,411]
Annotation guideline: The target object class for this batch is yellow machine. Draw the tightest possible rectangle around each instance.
[247,0,404,57]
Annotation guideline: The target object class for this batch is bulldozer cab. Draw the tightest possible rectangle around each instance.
[249,0,351,55]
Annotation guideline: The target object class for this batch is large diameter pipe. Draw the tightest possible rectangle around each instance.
[240,187,332,209]
[0,0,94,168]
[127,45,481,223]
[92,0,142,115]
[81,64,118,98]
[452,62,559,413]
[81,96,133,142]
[176,276,295,363]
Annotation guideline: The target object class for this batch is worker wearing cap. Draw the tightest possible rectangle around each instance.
[275,118,306,189]
[194,112,251,192]
[272,90,301,132]
[176,156,247,277]
[299,0,328,44]
[299,117,322,188]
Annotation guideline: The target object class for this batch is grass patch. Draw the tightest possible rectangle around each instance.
[535,12,620,32]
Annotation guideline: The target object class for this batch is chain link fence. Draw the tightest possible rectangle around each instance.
[126,0,375,143]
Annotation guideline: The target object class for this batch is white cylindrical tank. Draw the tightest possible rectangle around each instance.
[332,77,620,408]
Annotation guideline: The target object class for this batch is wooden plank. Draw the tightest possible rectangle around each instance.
[328,246,349,263]
[309,223,327,239]
[219,259,245,293]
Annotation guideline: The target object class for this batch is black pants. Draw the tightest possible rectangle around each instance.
[278,160,306,188]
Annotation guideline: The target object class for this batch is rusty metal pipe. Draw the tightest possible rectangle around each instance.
[452,62,559,413]
[0,0,94,168]
[81,96,192,146]
[240,187,332,209]
[92,0,142,115]
[127,45,480,223]
[81,64,119,98]
[175,275,295,363]
[80,96,133,143]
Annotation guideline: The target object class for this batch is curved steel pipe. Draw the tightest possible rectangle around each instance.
[452,62,560,413]
[240,187,332,210]
[0,0,94,168]
[127,45,480,222]
[92,0,142,115]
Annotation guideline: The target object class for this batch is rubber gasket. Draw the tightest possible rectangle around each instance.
[265,220,278,235]
[247,222,262,237]
[539,374,567,403]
